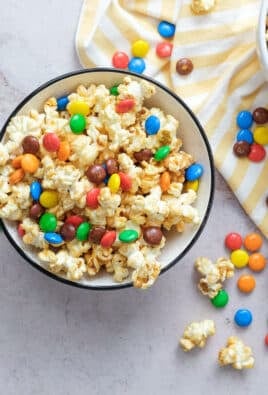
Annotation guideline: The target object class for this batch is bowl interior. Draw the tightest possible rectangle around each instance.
[1,69,214,289]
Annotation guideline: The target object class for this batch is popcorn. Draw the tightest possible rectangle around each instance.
[195,257,234,298]
[180,320,216,352]
[0,78,200,289]
[218,337,255,370]
[191,0,216,14]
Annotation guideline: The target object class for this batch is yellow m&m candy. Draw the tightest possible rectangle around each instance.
[131,40,150,58]
[184,179,199,192]
[230,249,249,268]
[253,126,268,145]
[108,173,121,193]
[40,190,59,208]
[67,101,90,116]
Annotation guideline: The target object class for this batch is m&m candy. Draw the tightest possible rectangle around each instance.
[252,107,268,124]
[230,249,249,268]
[248,143,266,162]
[40,190,59,209]
[70,114,86,134]
[76,222,92,241]
[156,42,173,58]
[65,215,84,228]
[236,129,253,144]
[119,229,139,243]
[108,173,121,193]
[237,275,256,293]
[248,253,266,272]
[57,96,69,111]
[100,230,116,248]
[43,133,60,152]
[211,289,229,308]
[112,51,129,69]
[86,188,101,209]
[39,213,57,232]
[244,233,263,251]
[118,172,132,191]
[115,99,135,113]
[22,135,40,154]
[145,115,160,135]
[265,334,268,346]
[253,126,268,145]
[157,21,175,38]
[30,181,42,201]
[185,163,203,181]
[224,232,243,251]
[60,223,76,241]
[236,110,253,129]
[131,40,149,57]
[17,223,25,238]
[234,309,252,327]
[44,232,63,245]
[154,146,170,161]
[110,85,119,96]
[67,101,90,116]
[183,179,199,192]
[21,154,40,173]
[128,57,146,74]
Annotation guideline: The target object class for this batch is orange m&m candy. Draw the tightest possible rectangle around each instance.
[237,274,256,293]
[160,171,170,192]
[248,253,266,272]
[21,154,40,173]
[244,233,263,251]
[57,141,70,161]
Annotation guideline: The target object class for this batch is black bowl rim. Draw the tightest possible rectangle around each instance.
[0,67,215,290]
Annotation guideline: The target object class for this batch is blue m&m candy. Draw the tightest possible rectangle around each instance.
[236,129,253,144]
[128,57,146,74]
[236,111,253,129]
[234,309,252,327]
[185,163,204,181]
[30,181,42,201]
[145,115,160,135]
[57,96,69,111]
[44,232,63,245]
[157,21,175,38]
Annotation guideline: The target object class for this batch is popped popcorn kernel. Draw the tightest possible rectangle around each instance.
[218,337,255,370]
[180,320,216,352]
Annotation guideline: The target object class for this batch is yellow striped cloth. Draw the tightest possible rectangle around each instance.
[76,0,268,238]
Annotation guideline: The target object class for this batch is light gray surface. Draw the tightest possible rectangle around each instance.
[0,1,267,394]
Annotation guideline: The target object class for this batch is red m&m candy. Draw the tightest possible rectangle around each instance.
[225,232,243,250]
[248,143,266,162]
[112,51,129,69]
[17,223,25,238]
[115,99,135,113]
[43,133,60,152]
[156,42,173,58]
[100,230,116,248]
[65,215,84,228]
[86,188,101,209]
[119,172,132,191]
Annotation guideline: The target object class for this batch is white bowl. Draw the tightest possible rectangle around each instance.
[257,0,268,79]
[0,69,214,290]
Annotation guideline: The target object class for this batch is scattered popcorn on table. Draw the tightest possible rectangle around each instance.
[218,337,255,370]
[179,319,216,352]
[0,77,203,288]
[195,257,234,298]
[191,0,216,14]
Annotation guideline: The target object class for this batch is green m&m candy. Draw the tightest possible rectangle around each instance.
[211,289,229,308]
[70,114,86,134]
[110,85,119,96]
[119,229,139,243]
[154,145,170,161]
[39,213,57,232]
[76,222,92,241]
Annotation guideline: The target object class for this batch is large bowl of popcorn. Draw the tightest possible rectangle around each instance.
[0,69,214,290]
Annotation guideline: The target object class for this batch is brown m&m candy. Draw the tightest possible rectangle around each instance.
[176,58,193,75]
[252,107,268,124]
[29,203,44,220]
[89,226,106,244]
[106,158,118,175]
[143,226,163,245]
[60,223,76,241]
[22,135,40,154]
[233,141,251,157]
[86,165,106,184]
[133,149,153,162]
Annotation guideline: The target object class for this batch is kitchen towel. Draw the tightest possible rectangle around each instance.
[76,0,268,237]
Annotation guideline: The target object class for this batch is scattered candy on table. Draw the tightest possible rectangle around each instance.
[252,107,268,124]
[248,253,266,272]
[128,57,146,74]
[224,232,243,251]
[236,129,253,144]
[211,289,229,308]
[230,249,249,268]
[112,51,129,69]
[248,143,266,162]
[234,309,253,327]
[176,58,194,75]
[237,274,256,293]
[265,334,268,347]
[131,40,150,57]
[244,232,263,251]
[156,42,173,58]
[233,141,251,157]
[157,21,176,38]
[253,126,268,145]
[236,110,253,129]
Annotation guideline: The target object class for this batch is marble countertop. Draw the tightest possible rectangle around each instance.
[0,1,267,394]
